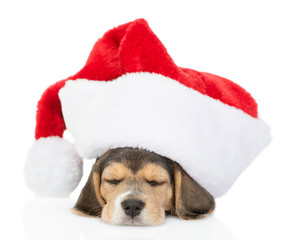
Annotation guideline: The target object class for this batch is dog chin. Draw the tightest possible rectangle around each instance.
[109,211,149,226]
[104,210,165,226]
[104,215,146,226]
[108,214,165,226]
[120,216,145,226]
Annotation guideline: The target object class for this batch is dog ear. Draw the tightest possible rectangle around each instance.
[173,162,215,219]
[72,161,105,217]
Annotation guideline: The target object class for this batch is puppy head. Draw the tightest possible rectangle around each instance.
[73,148,215,225]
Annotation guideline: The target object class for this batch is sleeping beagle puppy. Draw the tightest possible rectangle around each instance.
[72,147,215,225]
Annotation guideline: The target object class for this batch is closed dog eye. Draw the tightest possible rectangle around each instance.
[105,179,123,185]
[146,180,166,187]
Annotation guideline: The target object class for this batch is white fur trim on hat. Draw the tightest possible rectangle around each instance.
[25,136,83,197]
[59,72,271,198]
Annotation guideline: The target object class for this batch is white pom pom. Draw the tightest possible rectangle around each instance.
[25,136,83,197]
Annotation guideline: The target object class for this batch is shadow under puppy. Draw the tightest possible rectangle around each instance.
[73,148,215,226]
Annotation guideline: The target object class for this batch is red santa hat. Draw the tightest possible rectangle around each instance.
[25,19,271,197]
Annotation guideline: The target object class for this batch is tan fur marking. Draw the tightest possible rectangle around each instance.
[100,163,132,202]
[100,163,133,223]
[71,208,97,218]
[101,184,129,224]
[137,164,169,182]
[101,163,131,181]
[138,164,173,220]
[173,167,182,217]
[93,172,105,206]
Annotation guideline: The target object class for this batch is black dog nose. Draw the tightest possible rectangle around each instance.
[121,199,145,218]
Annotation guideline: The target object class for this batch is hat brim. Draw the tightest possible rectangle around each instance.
[59,72,271,198]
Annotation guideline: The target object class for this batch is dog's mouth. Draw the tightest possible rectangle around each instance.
[120,216,144,226]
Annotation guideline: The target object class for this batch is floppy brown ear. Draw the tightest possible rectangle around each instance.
[173,162,215,219]
[72,162,105,217]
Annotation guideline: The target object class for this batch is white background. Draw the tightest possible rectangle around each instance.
[0,0,290,239]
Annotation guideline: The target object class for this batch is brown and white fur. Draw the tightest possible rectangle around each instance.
[72,147,215,225]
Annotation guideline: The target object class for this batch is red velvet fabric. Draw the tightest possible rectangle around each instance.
[35,18,258,139]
